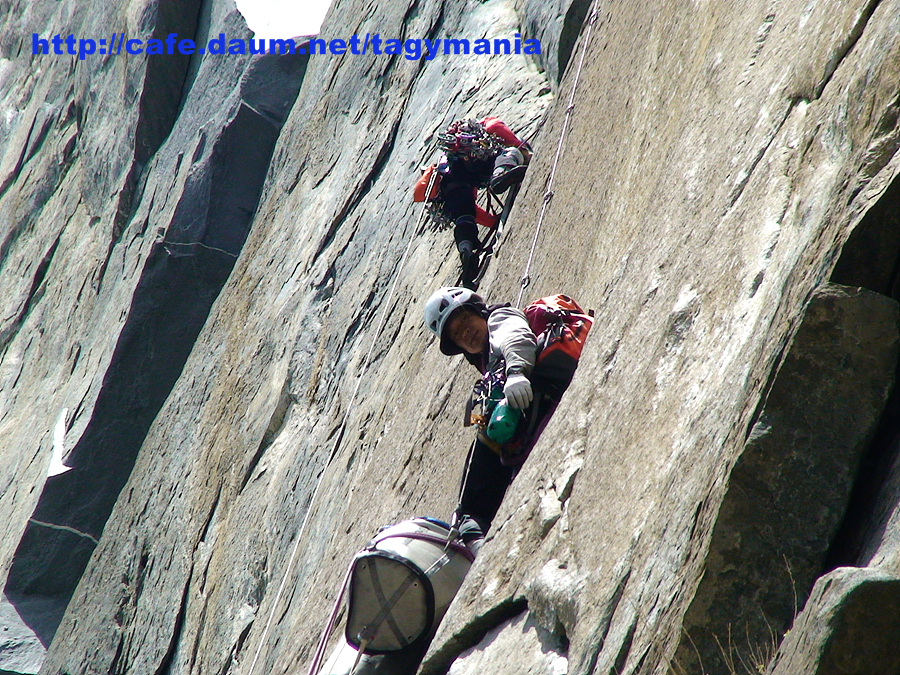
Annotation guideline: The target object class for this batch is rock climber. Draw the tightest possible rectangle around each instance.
[434,118,530,286]
[424,286,555,553]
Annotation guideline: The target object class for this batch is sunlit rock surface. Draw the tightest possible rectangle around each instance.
[0,0,899,674]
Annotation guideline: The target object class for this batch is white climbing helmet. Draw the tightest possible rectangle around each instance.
[424,287,484,352]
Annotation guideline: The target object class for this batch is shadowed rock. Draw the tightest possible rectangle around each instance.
[0,1,307,670]
[766,567,900,675]
[674,284,900,675]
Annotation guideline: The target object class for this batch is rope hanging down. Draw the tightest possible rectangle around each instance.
[246,146,445,675]
[249,1,602,660]
[516,1,600,308]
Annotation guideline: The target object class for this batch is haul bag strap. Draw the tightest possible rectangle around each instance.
[372,531,476,563]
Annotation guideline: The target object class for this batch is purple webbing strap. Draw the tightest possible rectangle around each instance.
[372,531,476,564]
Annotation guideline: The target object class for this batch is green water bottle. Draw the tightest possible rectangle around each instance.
[486,399,522,444]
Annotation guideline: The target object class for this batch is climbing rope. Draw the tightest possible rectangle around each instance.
[306,559,356,675]
[247,137,446,675]
[516,1,600,308]
[250,0,602,659]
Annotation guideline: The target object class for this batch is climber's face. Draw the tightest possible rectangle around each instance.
[446,308,488,355]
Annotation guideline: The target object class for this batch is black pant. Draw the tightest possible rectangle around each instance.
[458,392,560,535]
[458,439,516,535]
[440,157,493,248]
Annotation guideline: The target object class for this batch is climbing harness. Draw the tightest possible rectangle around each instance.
[416,174,506,233]
[516,3,600,308]
[463,363,545,466]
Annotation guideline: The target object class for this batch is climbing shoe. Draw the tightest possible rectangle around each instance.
[490,164,527,194]
[457,515,485,555]
[458,243,480,289]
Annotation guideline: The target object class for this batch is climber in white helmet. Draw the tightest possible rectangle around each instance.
[424,286,545,552]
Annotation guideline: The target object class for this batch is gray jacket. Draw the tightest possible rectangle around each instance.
[487,307,537,376]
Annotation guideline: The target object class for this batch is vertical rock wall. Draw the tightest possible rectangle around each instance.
[2,0,197,581]
[0,0,307,669]
[0,0,899,674]
[674,284,899,675]
[30,0,560,673]
[423,1,900,674]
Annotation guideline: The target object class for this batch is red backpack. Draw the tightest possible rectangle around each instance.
[524,294,593,395]
[464,295,592,464]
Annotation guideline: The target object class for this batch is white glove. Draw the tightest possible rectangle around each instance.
[504,373,533,409]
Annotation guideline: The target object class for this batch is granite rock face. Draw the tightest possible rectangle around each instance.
[767,567,900,675]
[0,0,900,674]
[514,0,592,87]
[18,0,555,672]
[423,0,900,673]
[0,0,307,669]
[674,284,899,675]
[1,0,195,579]
[447,611,567,675]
